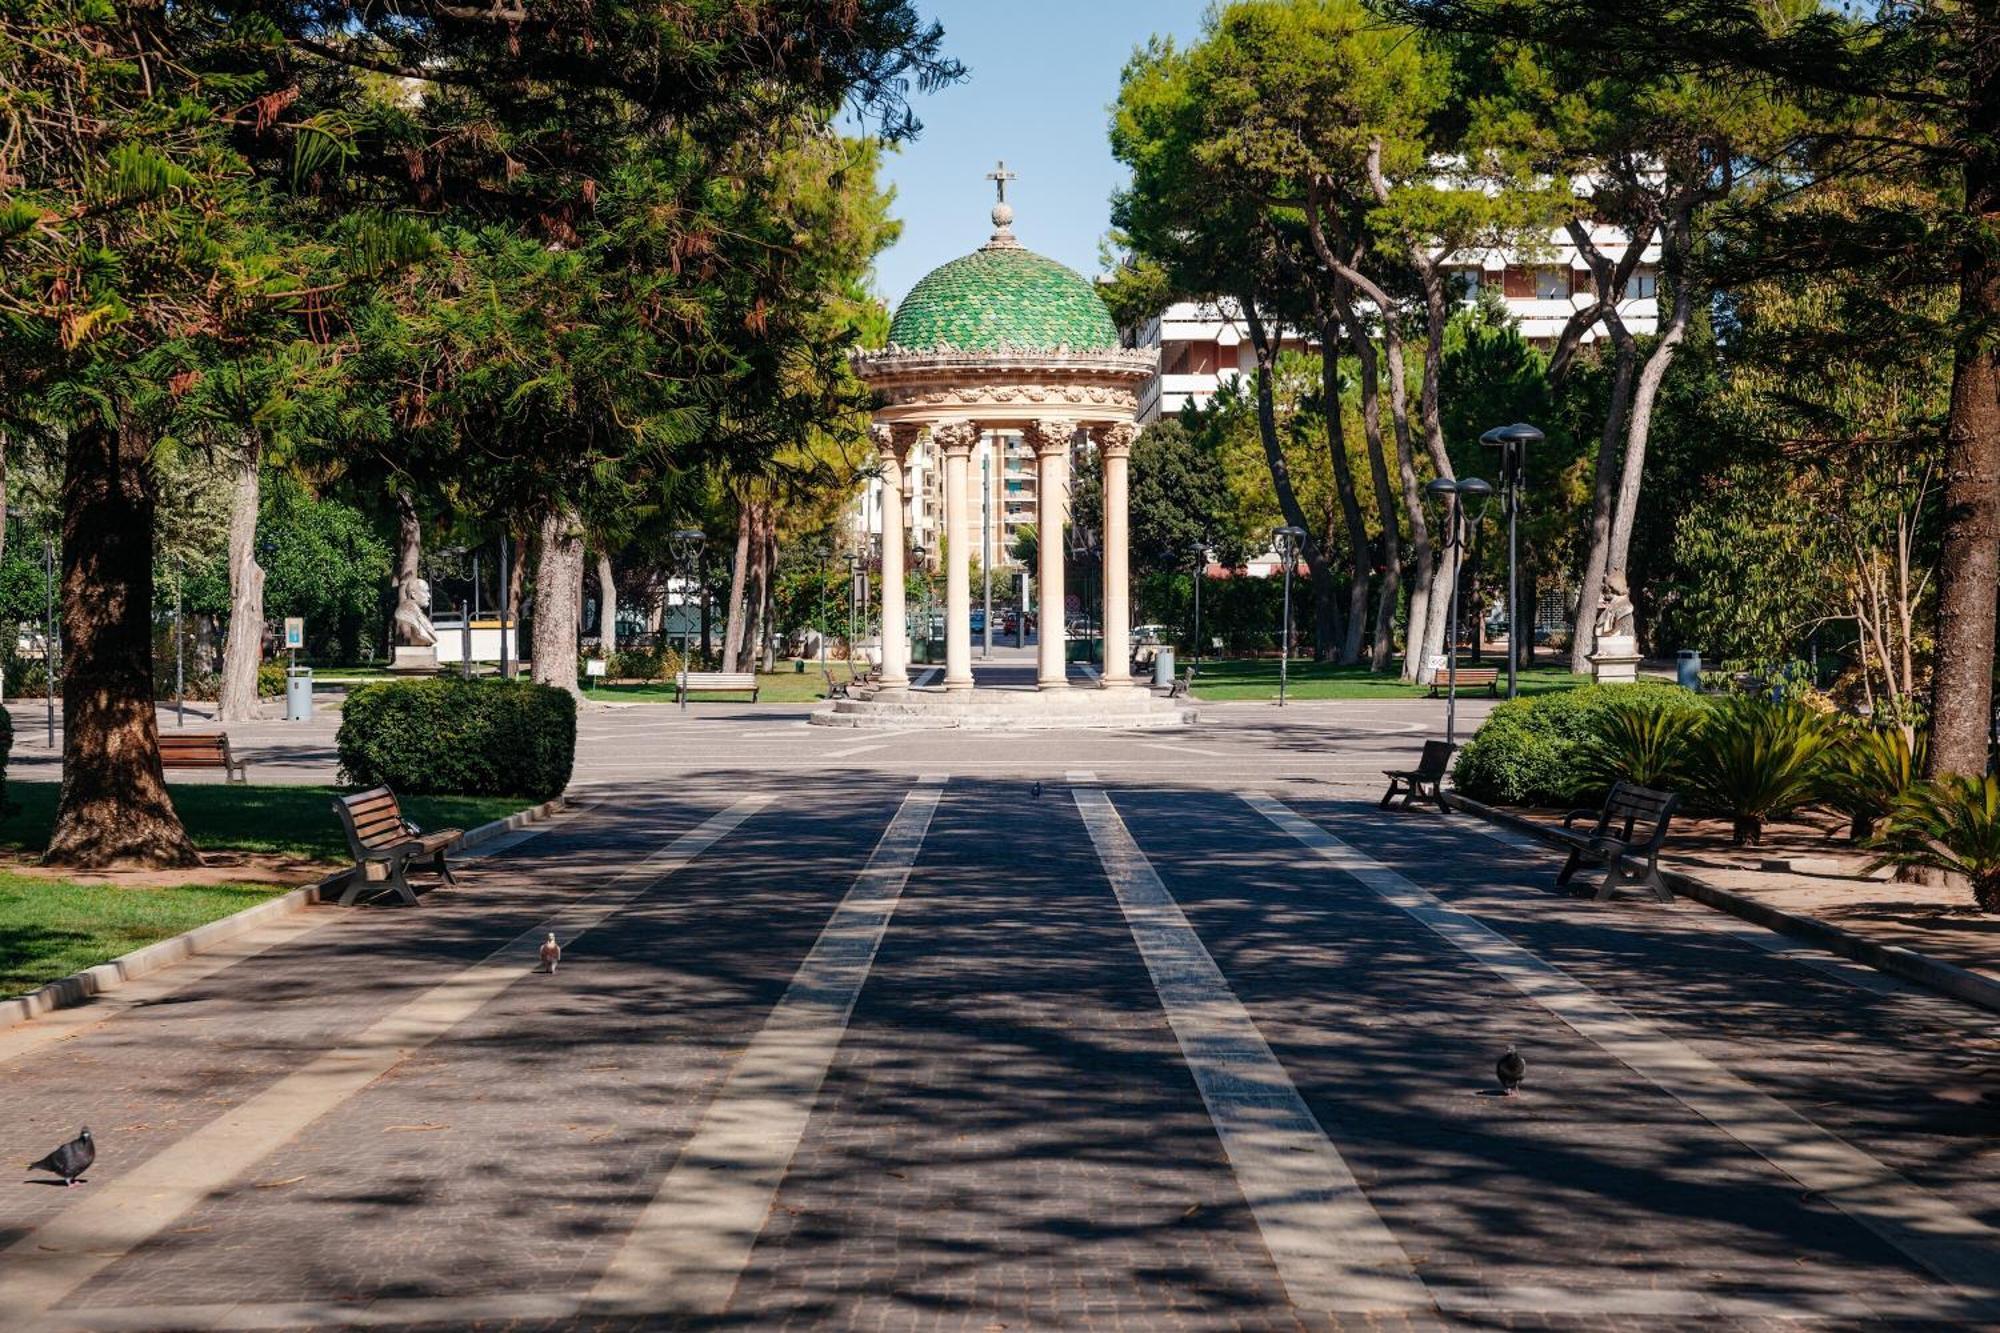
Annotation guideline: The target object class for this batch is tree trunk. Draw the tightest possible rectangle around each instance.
[1341,300,1402,672]
[531,509,584,697]
[1570,328,1639,673]
[1241,295,1340,658]
[217,443,265,722]
[1322,326,1371,665]
[45,419,199,869]
[1604,205,1697,602]
[1411,263,1460,680]
[721,495,754,673]
[597,551,617,654]
[390,490,422,658]
[0,429,9,563]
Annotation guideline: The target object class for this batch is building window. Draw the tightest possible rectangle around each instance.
[1535,268,1567,300]
[1502,266,1534,299]
[1449,268,1481,301]
[1625,268,1658,299]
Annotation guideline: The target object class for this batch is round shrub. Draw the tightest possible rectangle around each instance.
[1453,682,1708,808]
[337,677,575,799]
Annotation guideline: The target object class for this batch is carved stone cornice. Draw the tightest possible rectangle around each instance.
[853,344,1157,377]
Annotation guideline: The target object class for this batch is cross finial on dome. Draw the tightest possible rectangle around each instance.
[983,160,1021,250]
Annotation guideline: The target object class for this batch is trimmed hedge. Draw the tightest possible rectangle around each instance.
[337,677,575,799]
[1453,682,1708,808]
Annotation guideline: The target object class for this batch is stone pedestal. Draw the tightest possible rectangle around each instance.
[389,645,439,674]
[1588,634,1641,685]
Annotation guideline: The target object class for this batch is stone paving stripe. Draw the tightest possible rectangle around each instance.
[34,1293,586,1330]
[821,741,889,759]
[0,796,771,1325]
[1072,786,1433,1315]
[1065,769,1098,783]
[918,772,949,785]
[1137,741,1226,757]
[1250,793,2000,1312]
[587,784,944,1316]
[1447,811,1920,1000]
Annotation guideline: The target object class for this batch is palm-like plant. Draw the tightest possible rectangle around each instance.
[1581,696,1702,790]
[1822,724,1926,842]
[1686,697,1838,846]
[1870,775,2000,913]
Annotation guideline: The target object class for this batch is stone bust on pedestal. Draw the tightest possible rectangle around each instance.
[1587,573,1641,684]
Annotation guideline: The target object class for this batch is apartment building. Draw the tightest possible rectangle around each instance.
[1135,224,1661,422]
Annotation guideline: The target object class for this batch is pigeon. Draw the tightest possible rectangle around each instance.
[30,1127,93,1187]
[1031,781,1043,799]
[1496,1046,1527,1096]
[539,933,562,974]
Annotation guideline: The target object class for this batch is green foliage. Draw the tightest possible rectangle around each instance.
[1684,697,1838,845]
[259,476,393,662]
[337,679,575,800]
[258,662,287,699]
[1870,775,2000,913]
[602,645,685,682]
[1580,693,1709,790]
[1454,682,1702,807]
[1821,723,1925,841]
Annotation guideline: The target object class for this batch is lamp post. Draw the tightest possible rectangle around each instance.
[1273,525,1306,707]
[1189,539,1207,668]
[1478,422,1542,700]
[845,552,861,677]
[1424,477,1494,746]
[668,528,706,710]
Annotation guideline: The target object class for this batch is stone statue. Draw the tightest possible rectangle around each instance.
[1593,573,1636,641]
[392,576,437,648]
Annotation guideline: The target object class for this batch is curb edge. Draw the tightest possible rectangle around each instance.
[1440,790,2000,1018]
[0,795,569,1032]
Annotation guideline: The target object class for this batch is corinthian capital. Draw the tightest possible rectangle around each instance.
[1093,422,1139,459]
[1021,419,1079,458]
[931,421,979,455]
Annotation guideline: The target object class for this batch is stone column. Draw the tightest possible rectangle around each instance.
[1025,419,1074,689]
[935,421,977,692]
[872,424,914,690]
[1096,422,1138,686]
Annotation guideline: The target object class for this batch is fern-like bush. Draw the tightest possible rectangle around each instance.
[1580,693,1707,790]
[1821,724,1925,841]
[1684,697,1837,846]
[1454,683,1707,807]
[1870,775,2000,913]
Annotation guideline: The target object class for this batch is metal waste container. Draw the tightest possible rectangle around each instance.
[1154,645,1176,689]
[285,666,313,721]
[1676,650,1701,691]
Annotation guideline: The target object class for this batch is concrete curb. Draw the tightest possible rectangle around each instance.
[0,796,569,1032]
[1440,790,2000,1018]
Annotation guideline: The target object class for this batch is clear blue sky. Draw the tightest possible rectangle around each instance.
[864,0,1212,306]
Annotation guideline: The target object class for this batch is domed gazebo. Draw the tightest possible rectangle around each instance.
[851,166,1157,700]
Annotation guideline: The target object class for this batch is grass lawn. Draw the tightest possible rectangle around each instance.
[0,783,533,863]
[592,661,865,705]
[1187,658,1588,701]
[0,876,292,996]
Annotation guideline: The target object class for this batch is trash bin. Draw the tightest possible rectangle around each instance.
[1154,645,1176,688]
[285,666,313,721]
[1676,649,1701,691]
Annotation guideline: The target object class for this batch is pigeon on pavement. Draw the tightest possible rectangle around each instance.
[539,933,562,974]
[30,1127,93,1187]
[1496,1046,1527,1096]
[1031,781,1043,799]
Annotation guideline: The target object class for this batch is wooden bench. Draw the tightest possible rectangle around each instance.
[676,670,759,703]
[1427,666,1501,698]
[823,668,853,700]
[1165,665,1197,699]
[1381,739,1456,810]
[1553,781,1680,903]
[330,787,462,907]
[159,732,247,783]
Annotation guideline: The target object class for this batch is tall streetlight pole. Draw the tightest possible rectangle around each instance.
[669,528,706,710]
[981,450,993,659]
[1480,422,1543,700]
[1424,477,1494,747]
[1273,525,1305,707]
[846,552,861,675]
[1190,539,1207,668]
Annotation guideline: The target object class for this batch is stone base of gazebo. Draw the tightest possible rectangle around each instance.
[811,684,1198,732]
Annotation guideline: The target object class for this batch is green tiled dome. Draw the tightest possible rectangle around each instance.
[888,246,1119,353]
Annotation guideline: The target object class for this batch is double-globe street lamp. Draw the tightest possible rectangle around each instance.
[1478,422,1543,700]
[1189,538,1208,669]
[1272,525,1306,707]
[1423,477,1494,746]
[668,528,706,710]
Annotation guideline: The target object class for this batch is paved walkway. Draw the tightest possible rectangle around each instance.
[4,727,1999,1329]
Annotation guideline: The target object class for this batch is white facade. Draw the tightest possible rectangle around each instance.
[1134,224,1661,422]
[855,427,1040,570]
